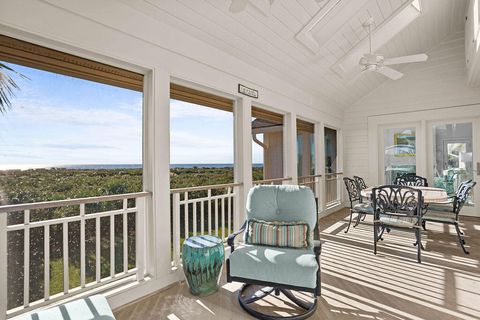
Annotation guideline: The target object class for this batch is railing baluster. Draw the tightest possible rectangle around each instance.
[135,197,145,282]
[0,192,151,318]
[227,187,232,235]
[215,198,219,237]
[110,213,115,278]
[172,193,181,267]
[184,192,189,241]
[207,189,212,235]
[44,225,50,301]
[63,221,69,294]
[95,217,100,283]
[193,201,197,237]
[123,199,128,274]
[80,204,85,288]
[221,197,225,240]
[200,200,204,235]
[23,210,30,307]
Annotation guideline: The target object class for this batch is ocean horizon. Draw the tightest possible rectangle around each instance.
[0,163,264,170]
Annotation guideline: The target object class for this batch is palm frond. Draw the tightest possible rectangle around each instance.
[0,63,28,114]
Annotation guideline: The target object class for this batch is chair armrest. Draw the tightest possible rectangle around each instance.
[227,221,247,252]
[313,240,321,256]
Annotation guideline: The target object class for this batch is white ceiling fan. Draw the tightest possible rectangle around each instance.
[357,17,428,80]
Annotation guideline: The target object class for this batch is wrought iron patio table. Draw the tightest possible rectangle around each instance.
[360,186,449,204]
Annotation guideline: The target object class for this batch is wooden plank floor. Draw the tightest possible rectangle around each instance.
[115,209,480,320]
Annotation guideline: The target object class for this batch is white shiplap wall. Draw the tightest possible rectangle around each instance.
[343,30,480,185]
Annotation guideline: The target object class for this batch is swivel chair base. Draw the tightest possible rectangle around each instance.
[238,284,317,320]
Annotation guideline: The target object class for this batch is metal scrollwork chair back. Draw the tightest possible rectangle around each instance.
[394,174,428,187]
[343,177,373,233]
[372,185,424,262]
[353,176,368,190]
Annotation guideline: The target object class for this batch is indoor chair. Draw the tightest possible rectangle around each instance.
[226,185,321,320]
[423,180,476,254]
[394,174,428,187]
[372,185,423,263]
[343,177,373,233]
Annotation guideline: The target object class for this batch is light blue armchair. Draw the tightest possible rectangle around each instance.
[226,185,321,319]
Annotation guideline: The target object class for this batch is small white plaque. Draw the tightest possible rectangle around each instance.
[238,84,258,99]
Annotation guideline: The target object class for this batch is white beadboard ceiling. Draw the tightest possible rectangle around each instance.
[122,0,466,108]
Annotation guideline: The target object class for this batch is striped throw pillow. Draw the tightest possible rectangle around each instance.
[246,219,309,248]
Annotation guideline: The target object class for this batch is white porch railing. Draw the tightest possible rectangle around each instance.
[0,192,151,319]
[253,177,293,185]
[170,183,242,267]
[325,172,343,206]
[298,174,322,197]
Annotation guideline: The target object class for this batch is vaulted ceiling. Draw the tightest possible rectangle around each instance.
[121,0,466,108]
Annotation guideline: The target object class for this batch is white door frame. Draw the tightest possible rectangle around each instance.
[368,105,480,217]
[426,118,479,216]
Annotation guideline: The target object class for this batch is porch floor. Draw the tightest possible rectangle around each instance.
[114,209,480,320]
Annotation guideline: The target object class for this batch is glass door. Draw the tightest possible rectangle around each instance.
[428,120,478,216]
[381,127,418,184]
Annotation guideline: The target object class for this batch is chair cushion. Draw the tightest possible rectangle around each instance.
[427,204,453,213]
[247,219,309,248]
[379,214,417,228]
[246,185,317,230]
[18,294,115,320]
[423,211,456,223]
[229,244,318,289]
[353,202,373,214]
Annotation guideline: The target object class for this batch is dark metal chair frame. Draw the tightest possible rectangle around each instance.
[226,208,321,319]
[423,180,476,254]
[372,185,424,263]
[343,177,372,233]
[394,174,428,187]
[353,176,368,190]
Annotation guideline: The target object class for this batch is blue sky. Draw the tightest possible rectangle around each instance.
[0,62,263,169]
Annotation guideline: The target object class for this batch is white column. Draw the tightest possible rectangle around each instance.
[234,97,252,229]
[0,212,6,320]
[284,112,298,184]
[315,123,326,213]
[143,67,172,278]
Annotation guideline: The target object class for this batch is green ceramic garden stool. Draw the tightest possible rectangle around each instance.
[182,235,225,296]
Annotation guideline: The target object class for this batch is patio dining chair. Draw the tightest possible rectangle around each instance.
[394,174,428,187]
[343,177,373,233]
[353,175,368,190]
[226,185,321,320]
[372,185,424,263]
[423,180,476,254]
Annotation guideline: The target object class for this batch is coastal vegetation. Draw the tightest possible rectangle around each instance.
[0,166,264,308]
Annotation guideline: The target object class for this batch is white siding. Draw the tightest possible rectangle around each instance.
[343,31,480,184]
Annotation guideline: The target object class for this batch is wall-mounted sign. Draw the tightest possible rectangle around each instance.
[238,84,258,99]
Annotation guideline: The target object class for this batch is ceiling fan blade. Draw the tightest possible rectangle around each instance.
[376,66,403,80]
[383,54,428,66]
[229,0,248,13]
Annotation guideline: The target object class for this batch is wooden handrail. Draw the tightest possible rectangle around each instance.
[325,172,343,177]
[253,177,293,184]
[0,191,152,213]
[298,174,323,179]
[170,182,243,193]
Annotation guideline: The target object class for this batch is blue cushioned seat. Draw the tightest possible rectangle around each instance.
[379,214,416,228]
[423,210,456,223]
[229,244,318,289]
[18,295,115,320]
[353,202,373,214]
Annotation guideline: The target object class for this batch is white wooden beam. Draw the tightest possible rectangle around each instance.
[234,97,252,228]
